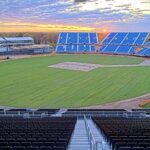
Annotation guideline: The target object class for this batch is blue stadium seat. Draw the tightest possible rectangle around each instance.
[100,32,149,55]
[128,46,135,54]
[144,49,150,56]
[136,48,150,56]
[66,44,78,53]
[89,33,98,44]
[102,32,117,44]
[90,45,96,52]
[102,45,118,54]
[134,32,149,45]
[56,45,66,53]
[56,32,149,55]
[78,44,90,52]
[115,46,135,54]
[79,33,89,44]
[67,33,78,44]
[110,33,127,44]
[58,33,67,44]
[122,32,139,45]
[100,45,107,52]
[56,32,98,53]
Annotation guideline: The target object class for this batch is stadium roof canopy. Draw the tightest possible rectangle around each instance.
[4,37,33,41]
[0,37,5,42]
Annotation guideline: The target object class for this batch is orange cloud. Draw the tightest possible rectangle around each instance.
[0,22,95,32]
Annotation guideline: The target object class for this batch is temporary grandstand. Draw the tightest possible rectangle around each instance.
[0,108,150,150]
[100,32,149,55]
[136,47,150,57]
[56,32,150,57]
[56,32,99,53]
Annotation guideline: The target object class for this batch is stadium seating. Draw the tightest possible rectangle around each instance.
[132,109,150,115]
[56,32,149,56]
[115,46,135,55]
[0,117,76,150]
[101,45,135,55]
[102,32,117,45]
[58,32,68,44]
[5,109,31,115]
[134,33,149,45]
[136,48,150,57]
[63,109,127,117]
[93,117,150,150]
[122,33,139,45]
[0,109,150,150]
[56,32,98,53]
[1,109,59,116]
[100,32,149,55]
[33,109,59,115]
[110,32,127,44]
[101,45,118,53]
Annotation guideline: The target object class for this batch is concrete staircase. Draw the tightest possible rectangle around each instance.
[68,119,90,150]
[68,118,111,150]
[87,119,111,150]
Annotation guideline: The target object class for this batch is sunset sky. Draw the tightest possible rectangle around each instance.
[0,0,150,32]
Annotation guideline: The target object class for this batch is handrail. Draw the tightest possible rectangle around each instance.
[84,116,104,150]
[95,141,104,150]
[63,111,148,118]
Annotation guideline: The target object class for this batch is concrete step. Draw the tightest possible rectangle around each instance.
[68,118,112,150]
[68,119,90,150]
[87,119,112,150]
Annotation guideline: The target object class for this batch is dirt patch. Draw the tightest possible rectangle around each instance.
[1,94,150,110]
[139,100,150,108]
[49,60,150,72]
[94,60,150,68]
[140,60,150,65]
[82,93,150,109]
[0,56,10,61]
[49,62,101,71]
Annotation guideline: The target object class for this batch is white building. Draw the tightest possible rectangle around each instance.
[2,37,34,46]
[10,45,53,54]
[0,37,53,54]
[0,37,34,53]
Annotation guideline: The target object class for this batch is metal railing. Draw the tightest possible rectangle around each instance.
[63,111,148,118]
[84,116,104,150]
[0,110,148,119]
[0,111,49,118]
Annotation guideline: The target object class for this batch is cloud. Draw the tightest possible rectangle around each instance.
[0,0,149,32]
[0,22,95,32]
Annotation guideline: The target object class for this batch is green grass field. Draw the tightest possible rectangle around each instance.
[0,54,150,108]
